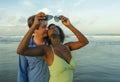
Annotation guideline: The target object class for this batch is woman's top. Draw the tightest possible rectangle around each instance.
[49,45,76,82]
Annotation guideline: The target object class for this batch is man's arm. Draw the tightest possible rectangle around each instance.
[17,55,28,82]
[17,13,46,55]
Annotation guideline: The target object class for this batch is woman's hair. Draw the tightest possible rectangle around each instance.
[48,24,65,43]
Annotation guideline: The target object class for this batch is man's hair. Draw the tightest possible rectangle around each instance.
[48,24,65,43]
[27,15,35,28]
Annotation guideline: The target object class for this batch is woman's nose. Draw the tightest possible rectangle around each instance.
[45,27,49,31]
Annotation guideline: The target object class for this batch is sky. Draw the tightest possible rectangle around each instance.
[0,0,120,35]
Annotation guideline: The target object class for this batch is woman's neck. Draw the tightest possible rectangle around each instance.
[50,35,61,46]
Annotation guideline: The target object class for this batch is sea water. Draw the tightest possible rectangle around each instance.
[0,35,120,82]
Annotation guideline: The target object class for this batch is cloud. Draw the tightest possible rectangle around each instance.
[18,16,26,24]
[20,0,34,8]
[0,16,2,21]
[57,9,63,14]
[89,16,98,24]
[0,25,28,36]
[74,0,87,7]
[36,8,52,14]
[7,16,16,23]
[0,24,16,27]
[0,8,7,17]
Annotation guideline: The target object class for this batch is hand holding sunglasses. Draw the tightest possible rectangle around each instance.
[59,15,71,27]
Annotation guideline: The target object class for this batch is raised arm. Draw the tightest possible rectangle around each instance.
[17,12,46,56]
[59,15,89,51]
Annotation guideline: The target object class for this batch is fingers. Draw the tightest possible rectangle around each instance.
[34,12,48,26]
[37,16,46,20]
[59,15,68,22]
[36,12,47,20]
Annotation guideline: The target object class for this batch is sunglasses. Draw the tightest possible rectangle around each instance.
[46,15,60,22]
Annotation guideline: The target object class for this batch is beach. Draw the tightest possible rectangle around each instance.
[0,35,120,82]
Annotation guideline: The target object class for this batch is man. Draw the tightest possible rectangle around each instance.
[17,12,50,82]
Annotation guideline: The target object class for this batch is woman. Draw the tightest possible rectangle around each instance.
[17,15,89,82]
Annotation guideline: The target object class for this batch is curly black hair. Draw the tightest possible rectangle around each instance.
[48,24,65,43]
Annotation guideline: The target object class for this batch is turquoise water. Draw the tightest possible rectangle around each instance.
[0,35,120,82]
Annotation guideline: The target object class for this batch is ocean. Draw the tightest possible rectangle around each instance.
[0,34,120,82]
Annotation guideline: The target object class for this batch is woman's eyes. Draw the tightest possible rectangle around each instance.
[50,27,55,29]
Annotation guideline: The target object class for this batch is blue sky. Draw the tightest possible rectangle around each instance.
[0,0,120,35]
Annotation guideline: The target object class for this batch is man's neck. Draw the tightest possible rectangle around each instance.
[33,37,45,45]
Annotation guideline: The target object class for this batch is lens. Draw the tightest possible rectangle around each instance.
[46,15,53,21]
[54,16,60,22]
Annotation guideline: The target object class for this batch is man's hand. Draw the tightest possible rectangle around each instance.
[33,12,47,27]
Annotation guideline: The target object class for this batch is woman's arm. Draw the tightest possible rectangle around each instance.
[59,15,89,51]
[19,46,46,56]
[17,13,46,56]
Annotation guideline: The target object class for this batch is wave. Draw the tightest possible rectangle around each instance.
[66,35,120,45]
[0,35,23,43]
[88,35,120,39]
[0,35,120,44]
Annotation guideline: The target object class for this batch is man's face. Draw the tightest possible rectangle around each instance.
[34,21,48,39]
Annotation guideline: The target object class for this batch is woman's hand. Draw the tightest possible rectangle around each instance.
[59,15,72,27]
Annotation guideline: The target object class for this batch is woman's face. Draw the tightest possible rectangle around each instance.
[48,25,60,37]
